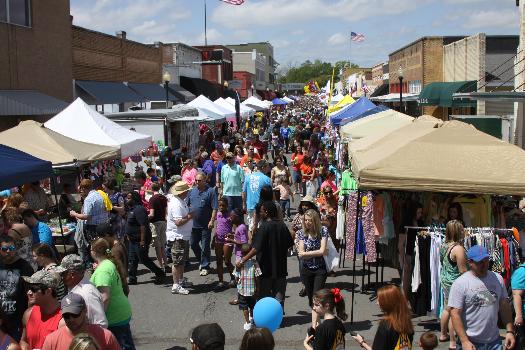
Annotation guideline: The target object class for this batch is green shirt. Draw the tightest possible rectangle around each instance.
[90,259,132,326]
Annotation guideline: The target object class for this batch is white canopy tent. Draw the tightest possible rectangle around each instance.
[225,97,255,118]
[187,95,235,120]
[242,96,269,111]
[330,93,344,105]
[44,98,151,158]
[281,96,294,104]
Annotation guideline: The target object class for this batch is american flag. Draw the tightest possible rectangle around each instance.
[219,0,245,4]
[351,32,365,42]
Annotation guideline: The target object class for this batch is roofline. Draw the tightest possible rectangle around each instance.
[72,25,159,49]
[389,36,465,57]
[158,42,202,52]
[226,42,274,47]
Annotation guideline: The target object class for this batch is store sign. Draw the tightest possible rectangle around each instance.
[282,83,304,91]
[227,80,242,89]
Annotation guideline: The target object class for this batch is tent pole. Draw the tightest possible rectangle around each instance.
[51,175,67,256]
[350,189,360,325]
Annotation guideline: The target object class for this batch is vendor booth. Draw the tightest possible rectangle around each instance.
[187,95,234,122]
[0,144,53,190]
[340,110,414,140]
[44,98,152,158]
[225,97,255,118]
[330,97,387,126]
[328,95,355,114]
[242,96,270,111]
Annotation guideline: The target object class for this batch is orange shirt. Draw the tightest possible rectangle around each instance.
[240,153,261,167]
[300,163,314,181]
[291,153,304,171]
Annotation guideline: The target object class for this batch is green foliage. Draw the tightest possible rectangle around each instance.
[278,60,359,87]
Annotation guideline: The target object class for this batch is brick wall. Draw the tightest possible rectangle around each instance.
[233,71,255,99]
[0,0,73,101]
[72,26,162,84]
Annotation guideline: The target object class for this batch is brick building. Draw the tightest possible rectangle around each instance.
[232,71,255,99]
[192,45,233,86]
[226,42,278,90]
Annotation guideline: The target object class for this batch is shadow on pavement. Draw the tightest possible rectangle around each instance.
[280,312,312,329]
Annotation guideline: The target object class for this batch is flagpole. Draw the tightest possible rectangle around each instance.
[204,0,208,46]
[349,31,352,96]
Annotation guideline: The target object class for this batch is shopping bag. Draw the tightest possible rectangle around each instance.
[324,237,340,272]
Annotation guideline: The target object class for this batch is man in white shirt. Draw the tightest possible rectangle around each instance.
[55,254,108,328]
[166,181,193,295]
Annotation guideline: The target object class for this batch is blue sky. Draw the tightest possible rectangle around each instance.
[70,0,520,71]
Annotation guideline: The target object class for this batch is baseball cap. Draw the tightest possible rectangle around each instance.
[61,293,86,315]
[55,254,85,273]
[466,245,490,262]
[23,270,61,290]
[257,159,268,169]
[190,323,225,350]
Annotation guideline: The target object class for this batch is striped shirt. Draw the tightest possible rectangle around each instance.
[235,259,262,296]
[82,190,109,225]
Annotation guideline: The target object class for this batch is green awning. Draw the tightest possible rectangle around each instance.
[419,81,477,107]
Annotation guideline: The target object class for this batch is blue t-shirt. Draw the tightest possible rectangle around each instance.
[280,126,290,139]
[187,186,218,229]
[31,221,54,247]
[202,159,216,187]
[242,172,271,211]
[512,264,525,317]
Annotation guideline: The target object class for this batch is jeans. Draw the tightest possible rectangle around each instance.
[303,265,327,307]
[223,195,243,212]
[259,276,287,309]
[456,338,502,350]
[190,227,211,269]
[109,323,136,350]
[128,241,164,282]
[280,199,291,218]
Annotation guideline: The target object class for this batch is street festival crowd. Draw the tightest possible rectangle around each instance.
[2,95,525,350]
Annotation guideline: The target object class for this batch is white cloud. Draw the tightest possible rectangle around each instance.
[273,39,291,49]
[291,29,305,36]
[443,0,490,3]
[462,9,519,29]
[328,33,347,46]
[211,0,430,29]
[194,28,223,45]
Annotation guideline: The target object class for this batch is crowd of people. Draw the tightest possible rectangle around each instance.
[1,95,525,350]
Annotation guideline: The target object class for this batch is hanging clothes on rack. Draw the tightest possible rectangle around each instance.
[361,191,377,262]
[336,197,345,240]
[345,191,359,260]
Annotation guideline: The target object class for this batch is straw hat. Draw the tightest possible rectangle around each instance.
[170,181,190,196]
[300,195,316,205]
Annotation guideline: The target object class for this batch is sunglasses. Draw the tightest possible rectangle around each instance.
[27,285,45,293]
[63,312,82,320]
[0,246,16,252]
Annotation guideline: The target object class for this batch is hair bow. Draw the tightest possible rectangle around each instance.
[331,288,343,303]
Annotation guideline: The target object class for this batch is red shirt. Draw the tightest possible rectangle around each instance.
[42,324,120,350]
[291,153,304,171]
[300,163,314,181]
[26,306,62,350]
[240,153,261,167]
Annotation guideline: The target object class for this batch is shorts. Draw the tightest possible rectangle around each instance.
[247,210,256,232]
[238,293,256,311]
[442,286,451,305]
[150,221,167,249]
[291,169,301,184]
[170,239,189,267]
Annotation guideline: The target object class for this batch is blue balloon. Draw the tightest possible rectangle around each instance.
[253,297,283,332]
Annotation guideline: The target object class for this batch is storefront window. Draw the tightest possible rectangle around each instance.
[0,0,31,26]
[0,1,7,22]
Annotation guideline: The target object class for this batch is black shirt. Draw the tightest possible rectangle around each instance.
[372,321,413,350]
[126,204,152,244]
[0,258,34,338]
[252,220,293,278]
[313,318,345,350]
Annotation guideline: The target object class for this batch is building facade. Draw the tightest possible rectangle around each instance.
[193,45,233,86]
[160,42,202,85]
[0,0,72,102]
[232,71,255,99]
[226,42,278,90]
[389,36,464,117]
[232,50,266,90]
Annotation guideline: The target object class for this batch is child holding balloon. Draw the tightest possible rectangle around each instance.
[303,288,347,350]
[234,243,262,331]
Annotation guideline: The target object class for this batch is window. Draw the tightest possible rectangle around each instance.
[0,0,31,26]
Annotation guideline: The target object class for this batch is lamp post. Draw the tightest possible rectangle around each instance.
[398,66,404,113]
[223,80,229,98]
[251,84,254,97]
[163,71,171,109]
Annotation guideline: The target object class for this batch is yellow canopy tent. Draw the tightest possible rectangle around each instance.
[328,95,355,114]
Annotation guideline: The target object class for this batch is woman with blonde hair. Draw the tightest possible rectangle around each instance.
[68,333,100,350]
[352,285,414,350]
[90,238,135,350]
[297,209,328,328]
[438,220,467,348]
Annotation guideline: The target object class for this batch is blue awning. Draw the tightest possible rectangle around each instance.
[0,90,68,116]
[75,80,147,104]
[330,97,379,126]
[127,83,179,102]
[0,144,53,189]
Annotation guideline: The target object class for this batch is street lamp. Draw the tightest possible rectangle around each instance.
[251,84,254,97]
[398,66,404,112]
[163,71,171,109]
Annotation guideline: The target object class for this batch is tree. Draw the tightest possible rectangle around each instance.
[278,60,359,87]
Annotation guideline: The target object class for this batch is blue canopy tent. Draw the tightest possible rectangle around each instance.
[0,144,53,190]
[272,98,288,105]
[330,97,380,126]
[339,104,389,126]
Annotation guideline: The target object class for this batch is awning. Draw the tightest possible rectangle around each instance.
[419,81,477,107]
[107,105,199,122]
[168,84,196,102]
[370,84,388,98]
[370,93,419,103]
[75,80,146,104]
[453,91,525,102]
[0,144,53,189]
[0,90,68,116]
[180,76,221,100]
[127,83,179,102]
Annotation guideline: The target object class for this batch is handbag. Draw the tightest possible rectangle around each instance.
[323,236,340,272]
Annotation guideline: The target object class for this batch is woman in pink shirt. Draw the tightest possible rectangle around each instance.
[181,159,198,187]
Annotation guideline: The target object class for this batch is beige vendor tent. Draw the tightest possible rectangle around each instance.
[352,119,525,195]
[340,110,414,140]
[0,120,119,167]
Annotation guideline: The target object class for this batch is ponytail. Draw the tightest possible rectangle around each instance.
[313,288,348,321]
[91,238,127,289]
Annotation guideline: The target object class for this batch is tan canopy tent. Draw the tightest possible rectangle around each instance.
[340,109,414,140]
[352,118,525,195]
[0,120,119,167]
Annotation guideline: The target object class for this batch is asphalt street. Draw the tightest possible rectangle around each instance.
[127,192,445,350]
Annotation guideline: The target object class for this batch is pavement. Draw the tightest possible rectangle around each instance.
[127,192,447,350]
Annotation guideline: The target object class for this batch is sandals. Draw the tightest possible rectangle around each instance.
[229,299,239,305]
[439,336,450,342]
